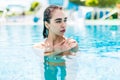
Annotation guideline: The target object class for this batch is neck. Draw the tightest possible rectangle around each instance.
[47,34,64,45]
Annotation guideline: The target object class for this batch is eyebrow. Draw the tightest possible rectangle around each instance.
[64,17,67,20]
[55,17,67,21]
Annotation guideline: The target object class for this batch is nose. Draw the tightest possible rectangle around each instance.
[61,21,66,28]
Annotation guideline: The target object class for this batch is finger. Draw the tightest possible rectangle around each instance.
[62,45,70,51]
[68,38,76,43]
[70,43,77,48]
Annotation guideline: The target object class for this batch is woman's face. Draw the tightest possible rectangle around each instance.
[48,9,67,36]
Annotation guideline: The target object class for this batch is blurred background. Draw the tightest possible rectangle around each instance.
[0,0,120,24]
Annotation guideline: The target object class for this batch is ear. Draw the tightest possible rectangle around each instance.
[45,21,50,29]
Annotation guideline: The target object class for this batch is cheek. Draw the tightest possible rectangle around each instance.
[51,24,59,30]
[50,26,57,32]
[49,23,60,32]
[51,27,60,34]
[52,27,59,32]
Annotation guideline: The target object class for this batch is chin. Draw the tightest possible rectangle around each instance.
[60,34,64,36]
[57,34,64,37]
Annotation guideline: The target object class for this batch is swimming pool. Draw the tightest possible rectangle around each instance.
[0,24,120,80]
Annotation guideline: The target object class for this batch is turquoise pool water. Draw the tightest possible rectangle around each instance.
[0,24,120,80]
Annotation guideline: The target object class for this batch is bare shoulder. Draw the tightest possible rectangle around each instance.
[33,42,45,49]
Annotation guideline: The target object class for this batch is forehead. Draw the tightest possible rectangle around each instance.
[51,9,67,20]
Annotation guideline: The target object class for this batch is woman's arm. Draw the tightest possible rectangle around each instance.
[70,43,79,53]
[44,39,79,56]
[33,39,78,56]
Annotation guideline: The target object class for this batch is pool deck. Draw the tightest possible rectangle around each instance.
[1,19,120,26]
[85,19,120,25]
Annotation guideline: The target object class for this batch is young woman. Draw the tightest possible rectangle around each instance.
[33,5,78,80]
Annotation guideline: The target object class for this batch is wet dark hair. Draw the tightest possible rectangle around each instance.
[43,5,63,38]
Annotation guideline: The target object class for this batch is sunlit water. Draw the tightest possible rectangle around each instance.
[0,24,120,80]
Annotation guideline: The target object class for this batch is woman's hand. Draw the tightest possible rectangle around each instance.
[54,39,78,54]
[67,39,78,53]
[53,40,71,53]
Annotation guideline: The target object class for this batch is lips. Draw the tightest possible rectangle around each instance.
[60,29,66,33]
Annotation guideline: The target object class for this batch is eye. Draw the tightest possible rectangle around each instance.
[56,21,62,23]
[64,19,67,22]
